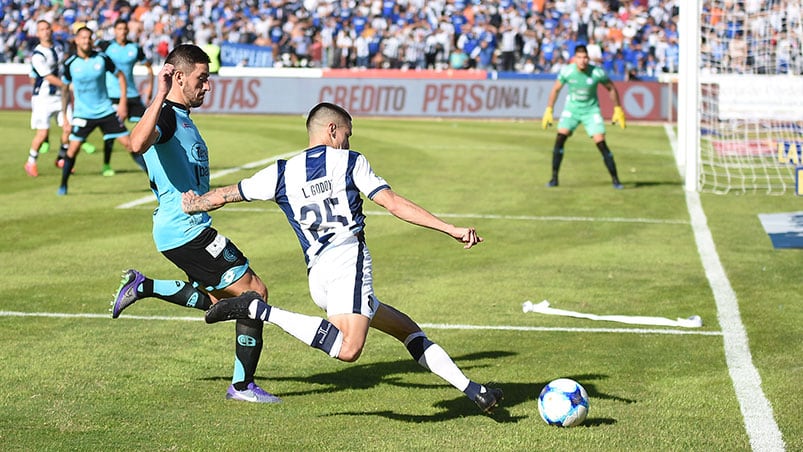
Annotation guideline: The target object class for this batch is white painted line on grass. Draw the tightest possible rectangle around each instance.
[120,203,689,226]
[665,125,786,451]
[114,153,688,225]
[115,151,300,209]
[0,310,723,336]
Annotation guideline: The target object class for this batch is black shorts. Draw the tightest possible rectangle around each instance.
[111,97,147,122]
[162,227,250,291]
[69,113,128,142]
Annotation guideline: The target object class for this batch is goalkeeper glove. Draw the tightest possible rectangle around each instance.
[612,106,626,129]
[542,107,554,129]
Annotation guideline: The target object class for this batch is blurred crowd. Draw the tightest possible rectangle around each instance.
[1,0,801,78]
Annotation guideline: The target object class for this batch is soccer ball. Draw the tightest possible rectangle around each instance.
[538,378,589,427]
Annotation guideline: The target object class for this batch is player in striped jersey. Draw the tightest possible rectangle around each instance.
[182,102,503,413]
[24,20,70,177]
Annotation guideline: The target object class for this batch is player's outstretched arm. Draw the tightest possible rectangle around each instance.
[182,184,243,214]
[371,189,483,249]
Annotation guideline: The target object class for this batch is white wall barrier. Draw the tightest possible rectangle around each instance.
[1,64,671,121]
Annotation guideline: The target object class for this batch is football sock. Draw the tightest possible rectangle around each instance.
[103,138,114,165]
[28,149,39,163]
[404,332,470,393]
[551,133,568,178]
[252,301,343,358]
[596,141,620,179]
[232,319,263,388]
[146,279,212,310]
[60,156,76,186]
[58,144,68,159]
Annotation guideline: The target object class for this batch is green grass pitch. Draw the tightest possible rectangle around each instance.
[0,110,800,450]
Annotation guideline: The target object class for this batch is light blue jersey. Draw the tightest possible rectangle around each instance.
[238,145,389,267]
[102,40,146,99]
[144,100,212,251]
[63,51,118,119]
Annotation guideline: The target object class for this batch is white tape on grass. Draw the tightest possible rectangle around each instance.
[522,300,703,328]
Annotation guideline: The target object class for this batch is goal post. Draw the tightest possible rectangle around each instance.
[678,0,803,195]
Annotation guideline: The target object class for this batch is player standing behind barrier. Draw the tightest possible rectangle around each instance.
[57,26,132,196]
[541,44,626,189]
[98,19,153,176]
[111,44,279,404]
[24,20,70,177]
[181,102,504,413]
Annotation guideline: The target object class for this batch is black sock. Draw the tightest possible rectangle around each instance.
[552,134,568,179]
[103,139,114,165]
[60,156,75,187]
[141,278,212,310]
[233,319,264,389]
[596,141,619,180]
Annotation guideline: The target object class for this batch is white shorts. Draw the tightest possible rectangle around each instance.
[308,235,380,318]
[30,95,66,130]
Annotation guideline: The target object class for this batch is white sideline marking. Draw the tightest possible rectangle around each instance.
[665,125,786,451]
[115,153,688,226]
[109,148,782,448]
[0,310,722,336]
[123,203,689,225]
[115,151,300,209]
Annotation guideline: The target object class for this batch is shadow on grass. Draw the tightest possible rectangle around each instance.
[629,180,683,188]
[201,352,633,424]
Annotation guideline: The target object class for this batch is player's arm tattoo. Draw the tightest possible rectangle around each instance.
[182,185,243,214]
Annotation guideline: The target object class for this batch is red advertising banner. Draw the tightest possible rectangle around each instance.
[1,71,671,121]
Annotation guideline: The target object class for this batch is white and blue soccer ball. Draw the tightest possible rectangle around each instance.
[538,378,589,427]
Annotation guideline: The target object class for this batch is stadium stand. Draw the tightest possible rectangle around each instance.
[1,1,798,79]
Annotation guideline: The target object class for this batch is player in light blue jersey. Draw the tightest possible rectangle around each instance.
[98,19,153,176]
[181,102,503,413]
[541,45,626,189]
[58,26,133,195]
[111,44,279,404]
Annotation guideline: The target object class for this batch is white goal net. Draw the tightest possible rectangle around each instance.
[688,1,803,195]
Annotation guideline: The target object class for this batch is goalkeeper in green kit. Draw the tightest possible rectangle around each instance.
[541,45,626,189]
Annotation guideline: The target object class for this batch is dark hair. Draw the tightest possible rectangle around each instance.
[574,44,588,55]
[306,102,352,130]
[165,44,211,72]
[75,26,93,36]
[114,19,128,28]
